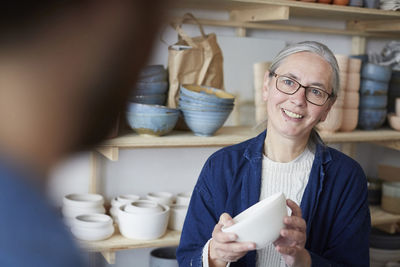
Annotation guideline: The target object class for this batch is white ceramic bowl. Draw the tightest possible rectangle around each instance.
[124,200,163,214]
[146,192,174,206]
[71,223,114,241]
[168,205,188,231]
[73,214,113,229]
[116,194,140,204]
[222,192,287,249]
[63,193,104,208]
[175,192,192,206]
[118,204,170,240]
[62,205,106,220]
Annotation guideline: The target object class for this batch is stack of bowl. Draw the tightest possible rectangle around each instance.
[358,63,392,130]
[340,57,361,132]
[179,84,235,136]
[62,193,106,227]
[117,200,170,240]
[110,194,140,223]
[70,214,114,241]
[126,103,179,136]
[131,65,168,105]
[146,192,175,206]
[317,54,348,133]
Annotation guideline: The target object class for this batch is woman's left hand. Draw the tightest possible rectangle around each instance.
[274,199,311,267]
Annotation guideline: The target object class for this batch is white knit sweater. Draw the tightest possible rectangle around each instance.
[256,146,315,267]
[202,146,315,267]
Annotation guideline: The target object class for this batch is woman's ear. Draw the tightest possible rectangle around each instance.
[262,71,271,101]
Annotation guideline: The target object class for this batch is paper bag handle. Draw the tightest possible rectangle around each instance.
[171,13,206,48]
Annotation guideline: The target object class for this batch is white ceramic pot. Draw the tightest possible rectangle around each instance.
[175,192,192,206]
[118,204,170,240]
[146,192,174,206]
[62,205,105,220]
[124,200,163,214]
[73,214,113,228]
[63,193,104,209]
[71,223,114,241]
[116,194,140,204]
[222,192,287,249]
[168,205,188,231]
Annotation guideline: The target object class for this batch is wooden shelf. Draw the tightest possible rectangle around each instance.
[96,126,400,160]
[80,228,180,264]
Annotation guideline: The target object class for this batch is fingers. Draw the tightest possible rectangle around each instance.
[280,229,306,245]
[219,213,234,227]
[275,244,300,256]
[287,199,302,218]
[283,215,306,232]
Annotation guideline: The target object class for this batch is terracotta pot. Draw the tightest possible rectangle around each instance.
[346,73,360,92]
[316,107,343,133]
[343,91,359,109]
[333,0,349,5]
[340,108,358,132]
[318,0,333,3]
[335,54,349,73]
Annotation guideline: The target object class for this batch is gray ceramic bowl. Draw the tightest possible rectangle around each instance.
[180,84,235,105]
[360,79,389,95]
[358,108,387,130]
[134,81,168,95]
[127,103,179,115]
[359,95,388,109]
[126,112,179,136]
[361,63,392,82]
[130,94,166,105]
[181,108,233,136]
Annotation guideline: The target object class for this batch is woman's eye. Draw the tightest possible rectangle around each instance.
[311,88,323,97]
[283,78,295,87]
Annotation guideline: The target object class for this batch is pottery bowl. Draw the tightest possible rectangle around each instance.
[361,63,392,82]
[179,97,234,111]
[316,107,343,133]
[358,108,387,130]
[335,55,349,73]
[146,192,175,206]
[124,200,163,214]
[360,95,388,109]
[71,214,114,241]
[364,0,380,8]
[339,72,348,91]
[116,194,141,205]
[388,113,400,131]
[343,91,359,109]
[168,204,189,231]
[127,103,179,115]
[130,94,166,105]
[346,73,360,92]
[360,79,389,96]
[396,98,400,117]
[62,205,106,222]
[333,0,349,5]
[222,192,287,249]
[339,108,358,132]
[181,108,233,136]
[180,84,235,105]
[175,192,192,206]
[317,0,332,3]
[348,58,362,73]
[63,193,104,209]
[349,0,363,6]
[134,81,168,96]
[118,204,170,240]
[138,65,167,83]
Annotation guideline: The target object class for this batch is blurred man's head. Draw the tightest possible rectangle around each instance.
[0,1,165,172]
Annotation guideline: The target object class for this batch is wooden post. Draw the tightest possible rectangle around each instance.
[90,152,98,194]
[351,36,366,55]
[236,27,247,37]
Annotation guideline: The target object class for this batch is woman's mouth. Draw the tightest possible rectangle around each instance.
[282,108,304,119]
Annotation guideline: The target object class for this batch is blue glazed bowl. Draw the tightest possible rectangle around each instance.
[359,95,388,109]
[179,93,234,108]
[361,63,392,82]
[134,81,168,95]
[360,79,389,95]
[130,94,166,105]
[358,108,387,130]
[179,98,234,111]
[181,108,233,136]
[127,103,179,115]
[126,106,179,137]
[180,84,235,105]
[138,71,167,83]
[138,65,166,78]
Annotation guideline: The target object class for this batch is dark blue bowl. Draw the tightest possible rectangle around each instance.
[359,95,388,109]
[361,63,392,82]
[360,79,389,95]
[358,108,387,130]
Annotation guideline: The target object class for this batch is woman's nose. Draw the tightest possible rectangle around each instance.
[290,86,307,106]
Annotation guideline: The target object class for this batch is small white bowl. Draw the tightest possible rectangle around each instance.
[175,192,192,206]
[63,193,104,209]
[118,204,170,240]
[116,194,140,204]
[146,192,174,206]
[124,200,163,214]
[62,205,105,220]
[222,192,287,249]
[168,205,188,231]
[73,214,113,229]
[71,223,114,241]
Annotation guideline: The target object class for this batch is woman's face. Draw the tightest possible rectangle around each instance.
[262,52,335,141]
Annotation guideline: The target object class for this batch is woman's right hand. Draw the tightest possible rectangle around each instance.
[209,213,256,267]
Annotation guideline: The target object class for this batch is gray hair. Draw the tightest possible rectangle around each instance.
[268,41,340,98]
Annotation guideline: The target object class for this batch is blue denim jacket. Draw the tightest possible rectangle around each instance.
[177,130,370,267]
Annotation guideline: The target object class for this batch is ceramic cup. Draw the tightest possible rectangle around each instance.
[175,192,192,206]
[168,205,189,231]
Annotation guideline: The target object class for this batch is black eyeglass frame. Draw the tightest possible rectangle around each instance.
[270,71,334,106]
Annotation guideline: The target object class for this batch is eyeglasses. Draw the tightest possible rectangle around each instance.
[271,72,333,106]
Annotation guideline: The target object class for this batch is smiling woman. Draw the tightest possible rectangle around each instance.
[177,41,370,267]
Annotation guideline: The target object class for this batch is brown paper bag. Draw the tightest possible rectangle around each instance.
[167,13,224,109]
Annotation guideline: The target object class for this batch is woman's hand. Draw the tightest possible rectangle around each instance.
[209,213,256,267]
[274,199,311,267]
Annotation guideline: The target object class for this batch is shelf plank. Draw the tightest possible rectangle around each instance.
[370,205,400,227]
[99,126,400,149]
[80,228,180,253]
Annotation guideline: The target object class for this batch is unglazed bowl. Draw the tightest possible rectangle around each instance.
[63,193,104,209]
[146,192,175,206]
[168,204,189,231]
[222,192,287,249]
[124,200,163,214]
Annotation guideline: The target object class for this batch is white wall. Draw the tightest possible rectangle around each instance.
[47,8,400,267]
